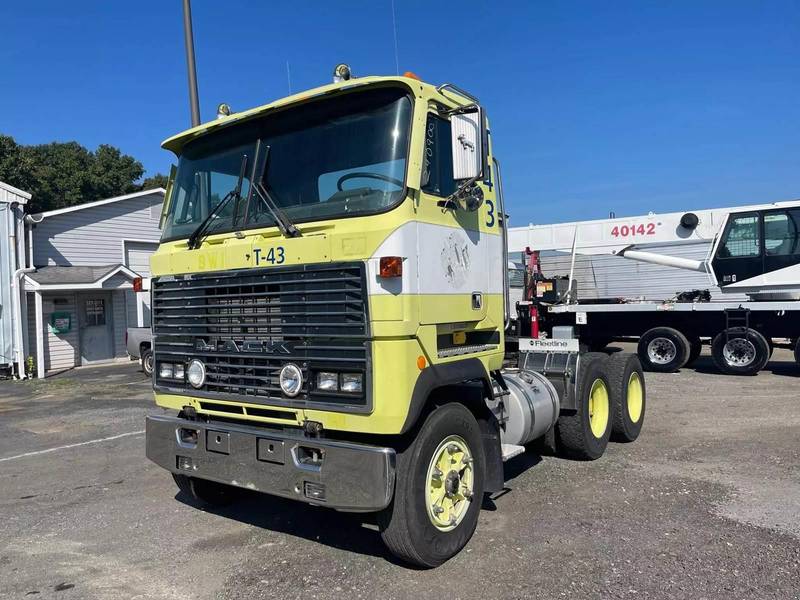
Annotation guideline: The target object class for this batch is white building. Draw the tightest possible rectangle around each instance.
[0,182,30,378]
[22,188,164,377]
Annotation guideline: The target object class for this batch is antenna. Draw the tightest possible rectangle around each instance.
[182,0,201,127]
[286,61,292,94]
[390,0,400,75]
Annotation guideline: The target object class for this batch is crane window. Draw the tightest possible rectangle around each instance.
[718,214,760,258]
[764,210,800,256]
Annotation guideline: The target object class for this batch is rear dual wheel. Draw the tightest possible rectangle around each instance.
[556,352,647,459]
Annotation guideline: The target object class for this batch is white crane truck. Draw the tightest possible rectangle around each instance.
[510,202,800,375]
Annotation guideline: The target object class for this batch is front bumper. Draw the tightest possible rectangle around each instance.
[145,415,396,512]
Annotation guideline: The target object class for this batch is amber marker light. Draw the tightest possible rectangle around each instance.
[379,256,403,278]
[403,71,421,80]
[417,355,426,370]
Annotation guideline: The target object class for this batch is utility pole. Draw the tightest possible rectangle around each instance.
[182,0,201,127]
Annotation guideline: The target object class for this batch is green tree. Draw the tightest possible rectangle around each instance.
[0,134,148,213]
[139,172,169,190]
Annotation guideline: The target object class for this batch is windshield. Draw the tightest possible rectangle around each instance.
[162,87,413,242]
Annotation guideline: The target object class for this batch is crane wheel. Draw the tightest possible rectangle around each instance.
[684,337,702,368]
[605,353,646,443]
[555,353,612,460]
[378,403,485,568]
[637,327,690,372]
[711,328,770,375]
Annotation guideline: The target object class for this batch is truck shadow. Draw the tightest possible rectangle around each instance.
[690,355,799,377]
[173,451,547,566]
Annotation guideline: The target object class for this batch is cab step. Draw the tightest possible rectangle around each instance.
[501,443,525,461]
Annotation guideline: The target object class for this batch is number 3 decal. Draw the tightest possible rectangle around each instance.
[486,199,495,227]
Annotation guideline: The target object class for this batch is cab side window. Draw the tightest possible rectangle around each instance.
[422,115,456,197]
[764,210,800,256]
[718,213,760,258]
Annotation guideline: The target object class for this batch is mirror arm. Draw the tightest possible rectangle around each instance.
[442,175,481,211]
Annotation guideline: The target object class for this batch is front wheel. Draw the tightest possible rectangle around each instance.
[141,348,154,377]
[379,403,485,568]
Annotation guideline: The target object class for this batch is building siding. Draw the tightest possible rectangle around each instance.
[112,290,127,358]
[32,191,163,268]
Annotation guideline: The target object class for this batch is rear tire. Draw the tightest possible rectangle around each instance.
[379,403,485,568]
[172,474,241,507]
[605,353,646,443]
[141,348,154,377]
[555,353,612,460]
[711,327,770,375]
[637,327,689,372]
[684,336,702,368]
[794,338,800,366]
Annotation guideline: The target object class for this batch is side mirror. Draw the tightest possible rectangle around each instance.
[450,109,484,180]
[159,164,177,230]
[454,182,484,212]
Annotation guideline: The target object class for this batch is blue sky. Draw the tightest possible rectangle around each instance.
[1,1,798,225]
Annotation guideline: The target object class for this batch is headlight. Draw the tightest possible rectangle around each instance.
[316,371,338,391]
[173,363,185,380]
[279,363,303,397]
[340,373,363,393]
[186,359,206,388]
[158,363,174,379]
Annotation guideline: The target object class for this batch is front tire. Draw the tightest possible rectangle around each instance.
[711,327,770,375]
[379,403,485,568]
[555,352,612,460]
[141,348,154,377]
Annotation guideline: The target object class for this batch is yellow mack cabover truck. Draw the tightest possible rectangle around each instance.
[145,66,647,567]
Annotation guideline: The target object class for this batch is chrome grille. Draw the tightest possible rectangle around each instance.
[151,262,370,412]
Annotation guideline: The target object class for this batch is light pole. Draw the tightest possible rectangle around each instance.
[182,0,201,127]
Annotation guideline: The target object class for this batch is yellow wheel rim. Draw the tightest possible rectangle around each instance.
[627,372,643,423]
[588,378,609,438]
[425,435,475,532]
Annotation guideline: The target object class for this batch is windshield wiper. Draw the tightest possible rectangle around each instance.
[187,154,248,250]
[249,143,301,238]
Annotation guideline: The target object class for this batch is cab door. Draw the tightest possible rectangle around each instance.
[710,211,763,287]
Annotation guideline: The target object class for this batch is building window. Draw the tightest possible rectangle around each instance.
[85,299,106,326]
[422,115,456,198]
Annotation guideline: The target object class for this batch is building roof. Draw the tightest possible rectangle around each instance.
[31,188,165,219]
[24,264,138,290]
[0,180,32,201]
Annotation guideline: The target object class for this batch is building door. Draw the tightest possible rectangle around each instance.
[78,292,113,364]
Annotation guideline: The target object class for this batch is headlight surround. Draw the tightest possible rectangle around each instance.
[279,363,303,397]
[186,359,206,388]
[340,373,363,393]
[316,371,339,391]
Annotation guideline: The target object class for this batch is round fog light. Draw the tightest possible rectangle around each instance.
[280,363,303,397]
[187,359,206,389]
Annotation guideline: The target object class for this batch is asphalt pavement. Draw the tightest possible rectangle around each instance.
[1,349,799,600]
